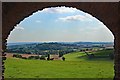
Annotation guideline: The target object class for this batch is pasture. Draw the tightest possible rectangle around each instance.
[4,51,114,79]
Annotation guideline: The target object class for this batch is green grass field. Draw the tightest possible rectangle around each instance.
[4,51,114,79]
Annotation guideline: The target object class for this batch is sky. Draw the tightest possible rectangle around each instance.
[7,6,114,43]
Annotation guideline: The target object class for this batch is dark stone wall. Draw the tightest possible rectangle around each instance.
[114,1,120,79]
[2,2,120,79]
[0,1,2,80]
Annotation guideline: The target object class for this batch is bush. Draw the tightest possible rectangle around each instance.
[13,54,17,57]
[89,54,95,59]
[28,56,40,59]
[40,55,46,60]
[28,56,35,59]
[17,55,22,58]
[22,57,27,59]
[62,57,65,61]
[34,56,40,59]
[59,53,63,57]
[50,58,54,60]
[13,54,22,58]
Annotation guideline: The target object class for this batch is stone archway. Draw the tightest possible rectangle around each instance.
[2,2,120,79]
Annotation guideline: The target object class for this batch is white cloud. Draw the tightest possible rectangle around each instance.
[14,26,24,30]
[59,15,85,22]
[39,6,78,13]
[36,20,41,23]
[58,14,94,22]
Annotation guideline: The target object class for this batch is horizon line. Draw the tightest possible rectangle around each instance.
[7,41,114,43]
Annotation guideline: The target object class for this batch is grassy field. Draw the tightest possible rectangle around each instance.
[4,51,114,79]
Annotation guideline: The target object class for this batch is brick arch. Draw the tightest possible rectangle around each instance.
[2,2,120,79]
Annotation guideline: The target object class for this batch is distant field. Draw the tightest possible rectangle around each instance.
[5,53,38,58]
[4,51,114,79]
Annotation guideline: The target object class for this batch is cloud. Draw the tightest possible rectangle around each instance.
[39,6,78,13]
[59,15,85,22]
[14,26,24,30]
[58,14,94,22]
[36,20,41,23]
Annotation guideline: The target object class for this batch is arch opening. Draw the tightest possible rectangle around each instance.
[4,6,115,79]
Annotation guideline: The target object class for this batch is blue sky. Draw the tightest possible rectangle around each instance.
[7,6,114,43]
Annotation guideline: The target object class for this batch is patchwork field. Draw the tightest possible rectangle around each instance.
[4,51,114,79]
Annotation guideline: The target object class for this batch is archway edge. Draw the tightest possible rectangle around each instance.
[2,2,120,79]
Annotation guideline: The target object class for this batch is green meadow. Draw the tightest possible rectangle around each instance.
[4,51,114,79]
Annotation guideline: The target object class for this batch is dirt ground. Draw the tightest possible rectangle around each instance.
[5,53,38,58]
[5,53,61,60]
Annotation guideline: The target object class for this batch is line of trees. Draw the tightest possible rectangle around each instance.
[13,54,46,60]
[7,43,77,55]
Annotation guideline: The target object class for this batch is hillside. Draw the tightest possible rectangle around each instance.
[7,42,77,55]
[64,49,114,61]
[5,51,114,78]
[6,42,114,55]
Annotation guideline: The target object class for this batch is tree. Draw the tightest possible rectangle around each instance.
[47,54,50,60]
[40,55,46,60]
[62,57,65,61]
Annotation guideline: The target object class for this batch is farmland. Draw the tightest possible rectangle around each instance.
[4,51,114,79]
